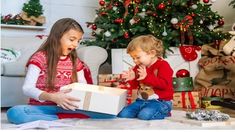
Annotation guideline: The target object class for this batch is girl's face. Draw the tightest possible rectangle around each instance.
[60,29,83,56]
[129,47,157,67]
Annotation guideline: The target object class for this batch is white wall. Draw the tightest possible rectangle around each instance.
[1,0,234,37]
[210,0,235,31]
[1,0,99,37]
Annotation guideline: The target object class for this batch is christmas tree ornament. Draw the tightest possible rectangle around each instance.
[113,6,118,11]
[171,18,178,24]
[218,19,224,26]
[199,20,204,24]
[138,12,146,18]
[176,69,190,78]
[152,13,157,17]
[208,24,214,31]
[203,0,210,3]
[158,3,166,10]
[191,4,198,9]
[99,0,105,6]
[114,2,119,7]
[129,18,135,25]
[124,32,129,39]
[114,18,124,24]
[91,24,97,30]
[100,12,107,16]
[162,26,168,36]
[104,31,111,37]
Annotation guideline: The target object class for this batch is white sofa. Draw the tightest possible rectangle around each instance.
[1,36,107,107]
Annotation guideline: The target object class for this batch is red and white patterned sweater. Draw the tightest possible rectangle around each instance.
[26,51,93,105]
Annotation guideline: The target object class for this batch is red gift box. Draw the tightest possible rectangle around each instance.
[173,91,201,109]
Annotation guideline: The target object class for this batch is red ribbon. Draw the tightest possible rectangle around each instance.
[188,92,196,109]
[181,92,196,109]
[124,0,131,6]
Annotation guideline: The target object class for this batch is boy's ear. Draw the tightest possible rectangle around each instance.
[149,49,157,57]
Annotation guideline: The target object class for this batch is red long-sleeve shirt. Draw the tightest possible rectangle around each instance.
[128,57,174,101]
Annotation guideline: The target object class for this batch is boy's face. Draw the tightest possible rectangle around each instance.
[129,47,155,67]
[60,29,83,56]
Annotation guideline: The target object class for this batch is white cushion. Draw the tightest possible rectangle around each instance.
[1,36,47,76]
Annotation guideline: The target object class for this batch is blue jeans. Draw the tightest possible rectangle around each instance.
[7,105,116,124]
[118,99,172,120]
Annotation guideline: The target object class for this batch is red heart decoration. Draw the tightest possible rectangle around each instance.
[179,45,198,61]
[185,47,193,53]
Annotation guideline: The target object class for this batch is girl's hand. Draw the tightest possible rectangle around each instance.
[121,67,135,81]
[137,65,147,81]
[51,89,80,111]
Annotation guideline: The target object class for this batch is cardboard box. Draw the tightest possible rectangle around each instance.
[173,91,201,109]
[98,74,138,104]
[61,83,127,115]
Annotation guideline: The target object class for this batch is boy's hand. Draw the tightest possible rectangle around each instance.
[51,89,80,111]
[122,67,135,81]
[137,65,147,81]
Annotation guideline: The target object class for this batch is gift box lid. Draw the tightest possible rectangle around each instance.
[173,77,194,92]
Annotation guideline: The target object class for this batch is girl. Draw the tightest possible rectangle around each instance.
[7,18,115,124]
[118,35,173,120]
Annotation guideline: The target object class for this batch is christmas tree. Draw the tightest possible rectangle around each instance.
[22,0,43,17]
[85,0,230,51]
[229,0,235,8]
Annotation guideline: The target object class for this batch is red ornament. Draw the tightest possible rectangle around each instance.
[100,12,107,16]
[114,18,124,24]
[203,0,209,3]
[91,24,97,30]
[124,32,129,39]
[99,0,105,6]
[176,69,190,78]
[218,19,224,26]
[152,13,157,17]
[158,3,166,10]
[191,13,196,17]
[114,2,119,6]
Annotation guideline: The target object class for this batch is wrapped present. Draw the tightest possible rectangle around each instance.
[201,96,222,109]
[98,74,138,104]
[173,77,193,92]
[173,91,201,109]
[60,83,127,115]
[98,74,122,87]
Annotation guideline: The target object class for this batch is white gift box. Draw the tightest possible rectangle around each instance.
[60,83,127,115]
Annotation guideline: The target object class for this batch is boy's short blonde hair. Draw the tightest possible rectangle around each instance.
[127,35,164,57]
